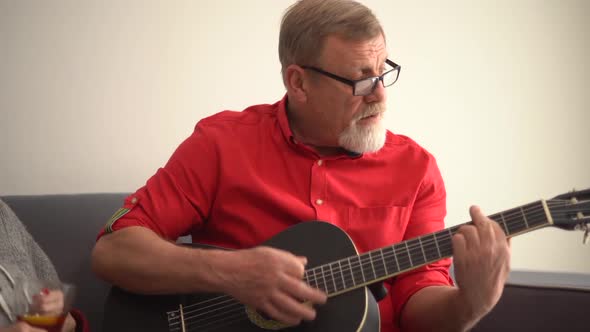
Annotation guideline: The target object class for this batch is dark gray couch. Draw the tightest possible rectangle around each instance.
[2,194,126,332]
[2,193,589,332]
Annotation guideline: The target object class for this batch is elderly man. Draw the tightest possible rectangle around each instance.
[92,1,510,331]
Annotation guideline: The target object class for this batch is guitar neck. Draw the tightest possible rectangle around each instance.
[304,199,554,297]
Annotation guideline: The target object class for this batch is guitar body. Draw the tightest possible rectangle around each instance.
[103,221,381,332]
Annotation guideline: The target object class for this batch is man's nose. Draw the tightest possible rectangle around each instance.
[364,79,386,103]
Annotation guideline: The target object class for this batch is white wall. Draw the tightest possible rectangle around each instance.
[1,1,589,274]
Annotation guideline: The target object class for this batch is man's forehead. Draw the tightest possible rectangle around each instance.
[321,35,387,66]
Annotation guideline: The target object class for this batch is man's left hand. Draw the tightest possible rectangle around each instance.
[452,205,511,318]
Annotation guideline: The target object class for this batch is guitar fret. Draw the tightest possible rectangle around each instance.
[405,241,413,266]
[338,260,346,290]
[524,201,547,227]
[394,243,410,271]
[433,233,442,258]
[362,254,374,281]
[313,268,319,288]
[527,201,549,227]
[422,234,439,262]
[520,207,530,228]
[418,237,427,262]
[321,265,330,293]
[307,269,314,288]
[358,256,366,283]
[433,229,453,258]
[505,208,522,235]
[380,249,389,275]
[329,263,337,292]
[392,246,400,271]
[410,239,426,266]
[500,213,509,235]
[313,267,320,291]
[369,252,377,279]
[348,257,358,287]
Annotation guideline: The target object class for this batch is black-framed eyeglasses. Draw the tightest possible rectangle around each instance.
[301,59,401,96]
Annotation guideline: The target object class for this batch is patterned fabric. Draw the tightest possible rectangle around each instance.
[0,198,60,326]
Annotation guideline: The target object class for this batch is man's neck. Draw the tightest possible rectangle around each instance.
[286,103,345,157]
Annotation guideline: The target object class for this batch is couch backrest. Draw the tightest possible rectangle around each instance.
[2,193,128,332]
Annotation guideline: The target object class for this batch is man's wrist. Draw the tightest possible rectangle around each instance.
[188,247,237,294]
[452,288,489,330]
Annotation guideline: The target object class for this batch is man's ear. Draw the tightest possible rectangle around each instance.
[285,64,308,103]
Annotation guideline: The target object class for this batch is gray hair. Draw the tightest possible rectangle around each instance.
[278,0,385,84]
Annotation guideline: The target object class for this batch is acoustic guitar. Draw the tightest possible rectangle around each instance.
[102,189,590,332]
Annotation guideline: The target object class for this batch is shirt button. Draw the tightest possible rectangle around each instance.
[131,197,138,204]
[317,160,323,166]
[316,199,324,205]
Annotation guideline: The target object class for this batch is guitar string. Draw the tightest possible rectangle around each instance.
[172,200,588,331]
[167,203,561,329]
[174,206,558,330]
[167,201,572,329]
[178,202,589,331]
[176,200,564,318]
[173,203,584,331]
[308,205,569,293]
[168,203,560,331]
[174,201,561,316]
[175,304,250,332]
[186,308,250,332]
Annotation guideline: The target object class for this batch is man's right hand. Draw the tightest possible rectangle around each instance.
[0,322,45,332]
[217,246,327,326]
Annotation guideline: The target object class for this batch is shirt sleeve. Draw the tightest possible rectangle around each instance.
[390,152,454,325]
[97,121,220,241]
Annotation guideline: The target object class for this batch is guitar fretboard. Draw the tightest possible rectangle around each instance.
[303,200,552,296]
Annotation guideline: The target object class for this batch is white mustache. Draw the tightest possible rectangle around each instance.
[353,103,386,122]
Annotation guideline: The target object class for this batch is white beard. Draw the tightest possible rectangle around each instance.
[338,103,386,154]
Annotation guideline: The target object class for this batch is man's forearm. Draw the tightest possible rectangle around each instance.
[400,285,485,332]
[91,226,228,294]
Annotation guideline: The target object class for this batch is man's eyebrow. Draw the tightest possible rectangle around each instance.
[360,67,374,75]
[359,61,388,75]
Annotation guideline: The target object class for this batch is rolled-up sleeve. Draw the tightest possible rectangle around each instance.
[390,153,454,324]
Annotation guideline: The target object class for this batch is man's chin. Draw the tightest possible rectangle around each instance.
[339,126,386,154]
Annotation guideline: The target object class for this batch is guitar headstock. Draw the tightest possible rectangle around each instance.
[548,188,590,243]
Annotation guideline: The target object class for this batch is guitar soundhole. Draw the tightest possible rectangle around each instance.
[245,306,291,330]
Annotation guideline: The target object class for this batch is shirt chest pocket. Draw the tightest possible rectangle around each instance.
[345,205,410,253]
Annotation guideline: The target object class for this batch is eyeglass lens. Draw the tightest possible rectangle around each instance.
[355,68,399,95]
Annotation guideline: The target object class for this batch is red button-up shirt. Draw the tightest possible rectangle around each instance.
[99,95,453,331]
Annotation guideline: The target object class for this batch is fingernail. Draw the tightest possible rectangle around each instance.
[41,288,50,295]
